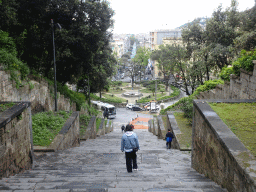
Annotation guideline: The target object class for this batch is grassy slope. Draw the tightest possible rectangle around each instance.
[209,102,256,157]
[174,112,192,149]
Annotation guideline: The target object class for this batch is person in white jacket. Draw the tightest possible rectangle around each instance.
[121,124,140,173]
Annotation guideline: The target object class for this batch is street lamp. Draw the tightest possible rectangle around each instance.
[155,78,157,101]
[51,19,61,111]
[138,71,141,100]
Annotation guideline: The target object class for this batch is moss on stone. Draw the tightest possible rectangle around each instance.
[0,102,15,113]
[162,115,168,131]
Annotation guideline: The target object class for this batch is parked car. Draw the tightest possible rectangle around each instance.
[126,103,133,109]
[131,105,142,111]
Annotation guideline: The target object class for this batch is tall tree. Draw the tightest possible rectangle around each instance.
[132,47,151,82]
[205,1,240,70]
[0,0,116,93]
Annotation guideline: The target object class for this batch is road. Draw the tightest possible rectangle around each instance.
[112,108,153,130]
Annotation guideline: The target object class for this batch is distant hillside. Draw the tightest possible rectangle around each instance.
[177,17,208,29]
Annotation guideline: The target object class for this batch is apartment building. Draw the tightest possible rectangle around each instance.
[111,35,131,58]
[149,29,182,79]
[150,29,182,51]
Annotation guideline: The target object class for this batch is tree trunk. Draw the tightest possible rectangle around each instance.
[205,54,210,81]
[165,74,169,91]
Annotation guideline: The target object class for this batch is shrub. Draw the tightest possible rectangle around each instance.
[232,49,256,76]
[44,78,86,110]
[0,30,30,88]
[220,66,234,81]
[80,114,91,136]
[192,79,224,96]
[110,81,122,86]
[160,79,224,120]
[82,103,99,116]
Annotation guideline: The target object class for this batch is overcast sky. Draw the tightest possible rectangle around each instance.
[108,0,255,34]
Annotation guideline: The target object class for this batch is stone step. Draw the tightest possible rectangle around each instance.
[0,129,227,191]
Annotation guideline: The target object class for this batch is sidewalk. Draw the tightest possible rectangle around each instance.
[0,126,227,191]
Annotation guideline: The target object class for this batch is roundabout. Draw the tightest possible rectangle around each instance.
[122,91,143,97]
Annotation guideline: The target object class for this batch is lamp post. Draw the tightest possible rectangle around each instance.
[51,19,57,112]
[51,19,61,111]
[155,78,157,101]
[138,71,140,101]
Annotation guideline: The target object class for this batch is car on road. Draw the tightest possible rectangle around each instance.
[143,103,160,111]
[131,105,142,111]
[126,103,133,109]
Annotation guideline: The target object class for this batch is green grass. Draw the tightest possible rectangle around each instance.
[122,82,130,87]
[124,87,141,90]
[90,93,125,103]
[162,116,168,131]
[32,111,72,146]
[0,102,15,113]
[80,114,91,136]
[137,93,167,103]
[96,117,102,133]
[209,102,256,157]
[102,93,127,103]
[139,88,153,93]
[138,86,180,104]
[174,112,192,149]
[108,87,125,94]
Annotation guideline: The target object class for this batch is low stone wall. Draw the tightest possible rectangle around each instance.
[80,116,97,140]
[46,112,80,152]
[166,112,181,150]
[97,118,105,136]
[192,99,256,191]
[153,116,158,136]
[148,119,153,133]
[105,119,113,133]
[157,116,165,139]
[0,102,33,179]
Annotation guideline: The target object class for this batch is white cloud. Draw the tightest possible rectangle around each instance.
[108,0,255,34]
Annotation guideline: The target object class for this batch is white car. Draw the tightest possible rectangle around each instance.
[126,103,133,109]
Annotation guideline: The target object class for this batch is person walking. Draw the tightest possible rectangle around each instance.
[121,125,125,132]
[103,108,108,119]
[121,124,140,173]
[165,129,174,149]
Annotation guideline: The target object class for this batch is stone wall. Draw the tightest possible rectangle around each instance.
[105,119,113,133]
[166,112,181,150]
[80,116,97,141]
[97,118,105,136]
[0,69,76,113]
[46,111,80,151]
[196,62,256,100]
[157,116,165,139]
[192,99,256,191]
[0,102,33,179]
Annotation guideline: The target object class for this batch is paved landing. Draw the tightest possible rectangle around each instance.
[0,128,227,191]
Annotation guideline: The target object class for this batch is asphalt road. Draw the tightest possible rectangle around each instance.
[112,108,153,130]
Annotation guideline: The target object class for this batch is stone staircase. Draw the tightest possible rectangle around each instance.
[0,128,227,191]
